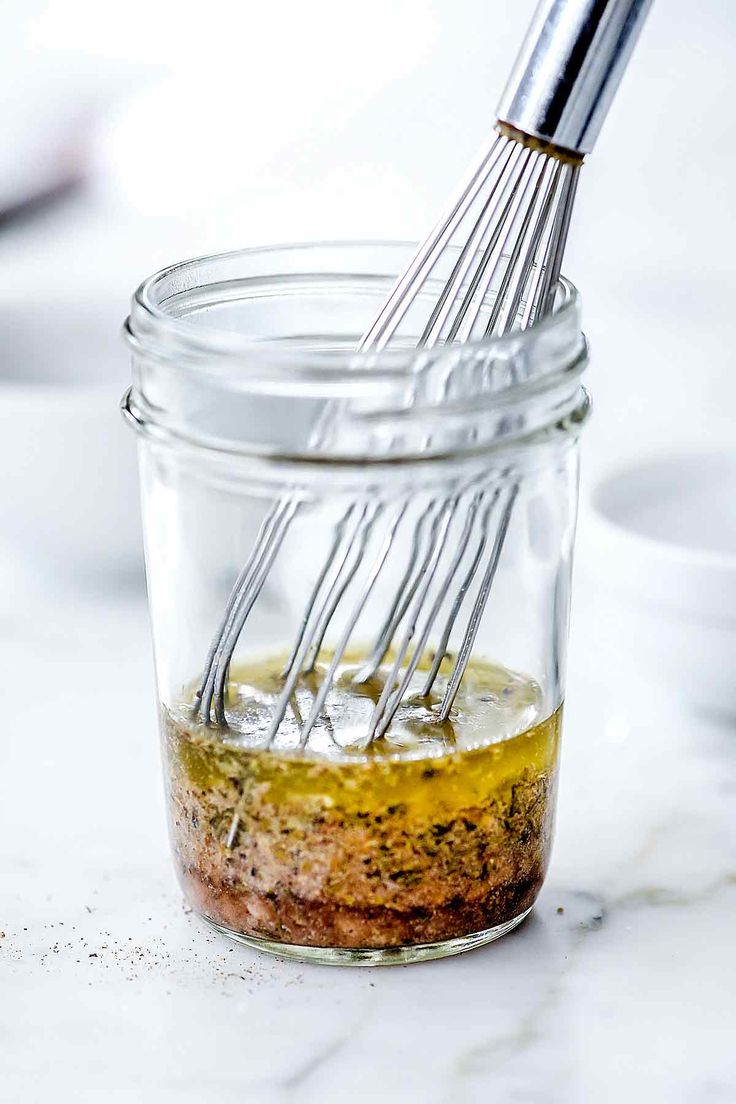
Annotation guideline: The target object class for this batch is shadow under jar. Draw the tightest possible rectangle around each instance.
[123,242,589,965]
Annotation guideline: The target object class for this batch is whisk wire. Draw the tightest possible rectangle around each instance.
[296,505,404,748]
[504,160,566,335]
[302,503,384,675]
[367,496,460,741]
[197,496,298,724]
[265,500,382,743]
[446,153,545,345]
[418,140,526,347]
[372,490,484,738]
[351,500,437,684]
[439,484,519,721]
[485,157,560,337]
[420,489,500,698]
[359,133,511,352]
[280,502,358,678]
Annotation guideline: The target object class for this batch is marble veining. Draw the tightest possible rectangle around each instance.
[1,573,735,1103]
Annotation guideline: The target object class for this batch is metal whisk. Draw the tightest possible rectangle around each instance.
[196,0,652,739]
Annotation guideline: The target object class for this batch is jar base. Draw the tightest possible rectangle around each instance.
[200,907,532,966]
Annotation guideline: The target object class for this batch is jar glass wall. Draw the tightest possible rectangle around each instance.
[124,242,588,964]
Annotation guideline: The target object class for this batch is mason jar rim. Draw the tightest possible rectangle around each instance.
[123,240,588,466]
[125,239,581,376]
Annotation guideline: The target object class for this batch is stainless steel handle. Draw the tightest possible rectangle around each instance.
[497,0,653,156]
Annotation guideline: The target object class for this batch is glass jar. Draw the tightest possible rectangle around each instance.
[123,242,588,965]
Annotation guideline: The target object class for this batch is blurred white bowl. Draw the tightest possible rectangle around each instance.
[0,295,142,576]
[580,453,736,714]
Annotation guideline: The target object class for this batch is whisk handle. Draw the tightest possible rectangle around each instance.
[497,0,652,157]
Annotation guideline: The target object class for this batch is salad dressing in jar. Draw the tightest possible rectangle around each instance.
[124,242,588,964]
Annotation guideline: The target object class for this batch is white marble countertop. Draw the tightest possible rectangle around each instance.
[3,0,736,1095]
[2,558,735,1104]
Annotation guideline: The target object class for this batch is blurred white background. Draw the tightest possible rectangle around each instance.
[2,0,735,573]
